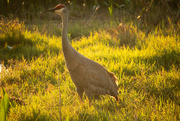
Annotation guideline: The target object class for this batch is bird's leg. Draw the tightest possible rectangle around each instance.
[76,87,84,102]
[94,95,100,100]
[84,89,93,106]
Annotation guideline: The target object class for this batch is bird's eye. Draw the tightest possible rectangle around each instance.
[55,4,65,10]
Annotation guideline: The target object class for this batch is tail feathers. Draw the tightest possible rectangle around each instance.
[108,72,119,101]
[108,72,118,85]
[110,91,119,101]
[114,95,119,101]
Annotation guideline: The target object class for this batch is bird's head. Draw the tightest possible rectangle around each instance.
[41,4,67,16]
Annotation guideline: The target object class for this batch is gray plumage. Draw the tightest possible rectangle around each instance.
[41,4,119,102]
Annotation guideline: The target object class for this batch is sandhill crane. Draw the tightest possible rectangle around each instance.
[41,4,119,103]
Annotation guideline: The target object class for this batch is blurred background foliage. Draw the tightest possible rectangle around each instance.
[0,0,179,35]
[0,0,179,16]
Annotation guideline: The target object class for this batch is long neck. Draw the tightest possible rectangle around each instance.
[61,12,71,52]
[61,11,79,70]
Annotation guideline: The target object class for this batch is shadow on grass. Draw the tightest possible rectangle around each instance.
[122,48,180,77]
[142,49,180,71]
[0,36,59,64]
[0,19,61,65]
[0,34,33,62]
[148,84,180,105]
[0,31,60,66]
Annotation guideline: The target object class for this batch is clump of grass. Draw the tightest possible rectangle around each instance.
[106,23,145,48]
[0,19,26,47]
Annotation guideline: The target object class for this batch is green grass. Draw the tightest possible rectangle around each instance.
[0,88,10,121]
[0,13,180,121]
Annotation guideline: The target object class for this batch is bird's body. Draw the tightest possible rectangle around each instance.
[42,4,118,102]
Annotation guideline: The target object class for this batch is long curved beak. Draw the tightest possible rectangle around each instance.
[40,7,56,14]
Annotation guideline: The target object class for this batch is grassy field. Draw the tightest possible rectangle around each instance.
[0,7,180,120]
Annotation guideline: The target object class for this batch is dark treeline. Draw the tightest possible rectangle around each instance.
[0,0,179,15]
[0,0,179,33]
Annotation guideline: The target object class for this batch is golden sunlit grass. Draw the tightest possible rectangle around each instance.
[0,16,179,120]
